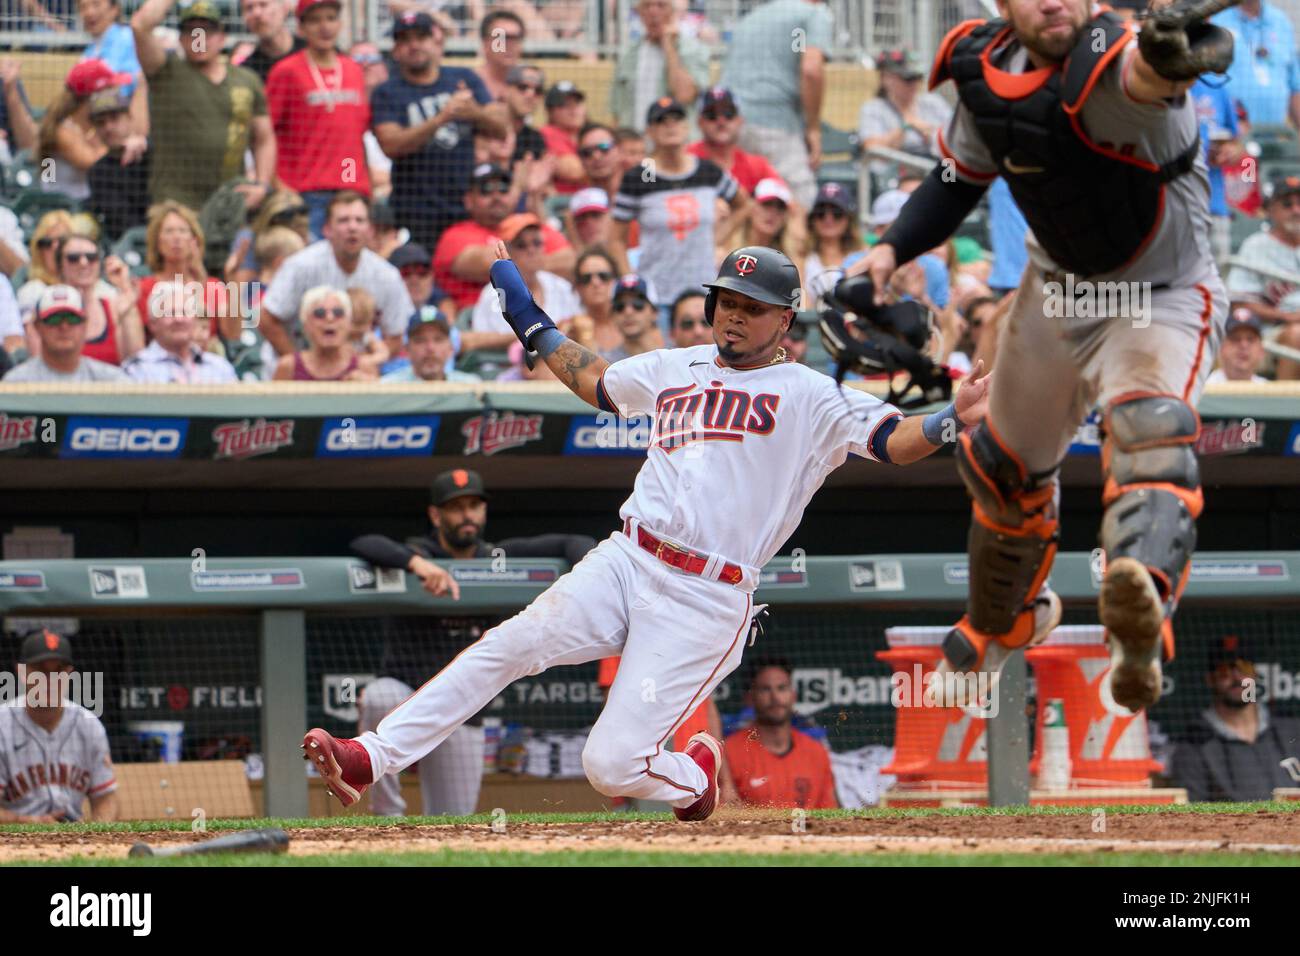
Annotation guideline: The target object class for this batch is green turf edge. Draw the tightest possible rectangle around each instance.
[9,847,1300,867]
[2,801,1296,835]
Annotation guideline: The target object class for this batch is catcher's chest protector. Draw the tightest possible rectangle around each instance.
[935,13,1199,277]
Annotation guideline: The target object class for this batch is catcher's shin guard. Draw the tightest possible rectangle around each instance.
[1100,393,1202,667]
[943,423,1061,671]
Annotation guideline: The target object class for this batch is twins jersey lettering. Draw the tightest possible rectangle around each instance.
[0,704,115,820]
[599,344,904,576]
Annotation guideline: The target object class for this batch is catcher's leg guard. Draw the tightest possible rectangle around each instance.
[942,423,1061,671]
[1098,393,1202,710]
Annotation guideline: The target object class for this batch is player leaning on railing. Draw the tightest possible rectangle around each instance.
[301,242,988,820]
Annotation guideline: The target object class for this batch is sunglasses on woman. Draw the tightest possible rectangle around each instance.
[614,297,650,312]
[576,270,615,285]
[271,205,310,224]
[312,306,347,319]
[511,82,542,94]
[36,236,59,250]
[812,206,847,220]
[579,141,615,159]
[63,250,101,264]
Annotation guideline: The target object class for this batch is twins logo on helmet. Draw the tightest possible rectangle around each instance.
[702,246,802,324]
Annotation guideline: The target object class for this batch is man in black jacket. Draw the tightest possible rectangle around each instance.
[349,468,596,816]
[1169,635,1300,803]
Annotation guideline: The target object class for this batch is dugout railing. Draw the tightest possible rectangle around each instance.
[2,551,1298,816]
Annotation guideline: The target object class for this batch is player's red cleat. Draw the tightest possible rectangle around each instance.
[673,732,723,822]
[302,728,373,807]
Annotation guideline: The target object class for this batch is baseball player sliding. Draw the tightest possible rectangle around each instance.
[304,243,989,819]
[851,0,1235,711]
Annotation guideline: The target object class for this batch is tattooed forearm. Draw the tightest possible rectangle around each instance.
[545,339,609,406]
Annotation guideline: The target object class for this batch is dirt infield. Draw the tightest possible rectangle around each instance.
[3,808,1299,862]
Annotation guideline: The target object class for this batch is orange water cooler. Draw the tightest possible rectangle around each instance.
[1025,625,1162,786]
[878,627,988,788]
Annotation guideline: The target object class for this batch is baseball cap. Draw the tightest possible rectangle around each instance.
[754,178,793,206]
[612,273,653,304]
[470,162,511,187]
[953,236,992,264]
[88,86,132,118]
[390,10,434,36]
[498,213,542,244]
[296,0,340,17]
[646,96,686,126]
[545,81,585,109]
[813,181,859,216]
[177,0,223,26]
[506,64,544,87]
[1264,173,1300,203]
[431,468,489,505]
[869,188,909,227]
[1206,634,1254,670]
[1225,306,1263,336]
[877,48,924,80]
[388,242,432,271]
[406,305,450,338]
[37,285,86,322]
[699,87,738,114]
[569,187,609,216]
[19,629,73,666]
[66,59,132,98]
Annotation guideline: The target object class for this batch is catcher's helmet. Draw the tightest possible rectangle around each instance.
[702,246,802,325]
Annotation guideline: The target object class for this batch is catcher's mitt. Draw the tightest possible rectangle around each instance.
[816,272,952,408]
[1138,0,1240,82]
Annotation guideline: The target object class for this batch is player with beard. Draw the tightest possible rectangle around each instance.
[1170,635,1300,802]
[722,658,837,809]
[347,468,596,816]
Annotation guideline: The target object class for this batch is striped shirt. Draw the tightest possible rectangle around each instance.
[613,157,738,306]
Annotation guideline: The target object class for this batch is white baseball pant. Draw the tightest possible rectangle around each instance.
[358,530,755,807]
[357,677,485,816]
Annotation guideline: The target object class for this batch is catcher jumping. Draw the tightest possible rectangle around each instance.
[850,0,1235,711]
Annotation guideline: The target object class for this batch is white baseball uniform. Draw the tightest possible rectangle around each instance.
[360,344,904,807]
[0,703,116,821]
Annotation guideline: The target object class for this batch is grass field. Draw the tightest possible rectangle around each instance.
[3,802,1298,866]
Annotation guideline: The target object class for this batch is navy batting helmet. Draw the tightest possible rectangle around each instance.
[702,246,802,325]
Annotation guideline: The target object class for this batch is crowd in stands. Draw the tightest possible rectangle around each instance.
[1,0,1299,386]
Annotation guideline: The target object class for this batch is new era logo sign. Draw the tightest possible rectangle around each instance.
[88,566,148,599]
[90,569,118,596]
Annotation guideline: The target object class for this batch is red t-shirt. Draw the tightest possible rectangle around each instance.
[687,141,783,196]
[541,124,582,194]
[433,220,570,311]
[724,727,838,809]
[266,51,372,195]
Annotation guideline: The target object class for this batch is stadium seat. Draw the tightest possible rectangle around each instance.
[1249,124,1298,162]
[13,187,81,232]
[816,121,864,195]
[544,193,572,223]
[111,225,151,278]
[457,349,512,379]
[1229,212,1263,252]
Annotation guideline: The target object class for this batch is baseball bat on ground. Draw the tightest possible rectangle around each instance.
[128,827,290,858]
